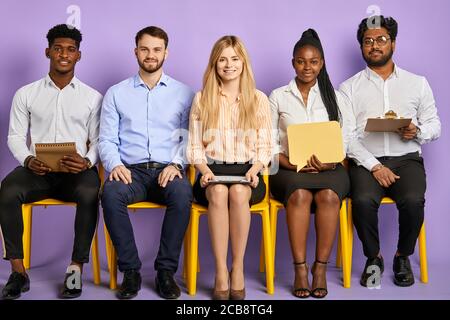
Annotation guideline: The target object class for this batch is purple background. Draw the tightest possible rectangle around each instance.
[0,0,449,299]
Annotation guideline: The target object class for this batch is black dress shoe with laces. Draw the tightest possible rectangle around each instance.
[393,255,415,287]
[2,272,30,300]
[155,270,180,299]
[360,256,384,287]
[117,269,141,300]
[60,271,82,299]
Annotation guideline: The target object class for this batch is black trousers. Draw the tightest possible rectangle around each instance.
[101,166,192,273]
[0,166,100,263]
[349,152,426,259]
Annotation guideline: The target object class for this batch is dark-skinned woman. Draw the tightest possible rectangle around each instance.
[269,29,351,299]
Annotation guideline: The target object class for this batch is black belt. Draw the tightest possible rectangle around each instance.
[129,161,167,169]
[376,152,419,161]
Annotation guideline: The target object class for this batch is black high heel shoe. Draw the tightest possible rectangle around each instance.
[292,261,310,298]
[311,260,328,299]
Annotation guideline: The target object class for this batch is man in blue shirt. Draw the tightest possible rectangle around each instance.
[99,26,194,300]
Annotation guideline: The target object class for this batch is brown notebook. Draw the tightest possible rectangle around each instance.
[35,142,77,172]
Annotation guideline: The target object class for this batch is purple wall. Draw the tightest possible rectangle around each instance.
[1,0,449,277]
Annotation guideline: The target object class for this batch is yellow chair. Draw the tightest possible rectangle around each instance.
[22,196,102,285]
[337,197,428,287]
[259,198,351,287]
[186,170,275,296]
[103,167,195,290]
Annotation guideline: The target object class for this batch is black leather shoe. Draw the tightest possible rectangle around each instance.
[360,256,384,287]
[117,269,141,300]
[393,255,415,287]
[2,272,30,300]
[155,270,180,299]
[60,270,82,299]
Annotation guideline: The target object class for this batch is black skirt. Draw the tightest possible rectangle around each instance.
[193,162,266,206]
[269,164,350,207]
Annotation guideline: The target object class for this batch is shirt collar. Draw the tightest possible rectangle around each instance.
[286,78,319,95]
[45,74,79,89]
[134,72,169,88]
[364,63,400,81]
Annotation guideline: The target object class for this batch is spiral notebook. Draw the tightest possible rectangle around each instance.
[35,142,77,172]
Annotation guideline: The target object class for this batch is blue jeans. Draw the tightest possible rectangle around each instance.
[101,166,192,273]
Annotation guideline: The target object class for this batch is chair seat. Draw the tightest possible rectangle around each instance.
[26,199,76,206]
[127,202,165,209]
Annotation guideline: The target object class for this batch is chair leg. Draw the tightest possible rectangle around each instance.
[346,199,353,287]
[336,231,342,268]
[103,223,112,272]
[91,230,101,285]
[103,225,117,290]
[182,223,191,281]
[260,203,280,273]
[259,236,265,273]
[110,247,118,290]
[187,210,200,295]
[261,209,274,294]
[22,205,32,270]
[339,199,351,288]
[418,222,429,283]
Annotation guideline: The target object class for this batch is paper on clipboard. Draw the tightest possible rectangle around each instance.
[35,142,77,172]
[287,121,345,172]
[364,118,412,132]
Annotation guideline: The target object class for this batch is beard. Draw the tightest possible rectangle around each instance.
[138,57,165,74]
[363,48,394,67]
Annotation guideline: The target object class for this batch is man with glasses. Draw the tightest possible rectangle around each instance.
[339,16,440,287]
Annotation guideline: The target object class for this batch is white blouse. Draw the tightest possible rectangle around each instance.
[269,79,350,157]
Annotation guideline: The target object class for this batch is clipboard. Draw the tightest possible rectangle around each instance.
[35,142,77,172]
[365,118,412,132]
[287,121,345,172]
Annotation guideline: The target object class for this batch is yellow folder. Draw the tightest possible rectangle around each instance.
[287,121,345,172]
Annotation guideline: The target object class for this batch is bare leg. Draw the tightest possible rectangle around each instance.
[286,189,313,297]
[312,189,340,298]
[228,184,251,291]
[206,184,230,291]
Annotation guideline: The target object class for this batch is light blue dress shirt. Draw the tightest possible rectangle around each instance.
[99,73,195,173]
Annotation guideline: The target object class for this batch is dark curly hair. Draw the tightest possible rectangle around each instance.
[357,15,398,46]
[46,24,82,49]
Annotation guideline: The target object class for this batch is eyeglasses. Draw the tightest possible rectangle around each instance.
[363,35,391,47]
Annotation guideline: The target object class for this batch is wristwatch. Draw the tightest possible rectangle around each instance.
[414,126,421,139]
[84,157,93,169]
[169,162,183,171]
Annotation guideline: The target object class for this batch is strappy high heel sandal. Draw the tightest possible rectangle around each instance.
[311,260,328,299]
[292,261,311,298]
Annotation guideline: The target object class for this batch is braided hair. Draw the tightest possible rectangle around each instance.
[293,29,340,122]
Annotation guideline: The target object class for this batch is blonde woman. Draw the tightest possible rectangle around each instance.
[187,36,272,300]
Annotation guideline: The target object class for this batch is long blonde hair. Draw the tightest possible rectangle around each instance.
[200,35,259,132]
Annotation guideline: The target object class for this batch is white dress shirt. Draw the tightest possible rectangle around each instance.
[339,65,441,171]
[269,79,351,157]
[7,74,103,166]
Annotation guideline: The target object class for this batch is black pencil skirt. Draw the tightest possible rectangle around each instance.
[193,162,266,206]
[269,164,350,207]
